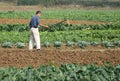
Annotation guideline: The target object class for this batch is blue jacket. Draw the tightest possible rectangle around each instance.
[29,15,40,28]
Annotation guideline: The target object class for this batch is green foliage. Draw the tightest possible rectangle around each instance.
[0,23,120,32]
[1,40,120,49]
[39,0,56,7]
[15,0,120,7]
[113,41,120,47]
[102,41,115,48]
[54,41,62,48]
[17,0,39,5]
[90,41,100,46]
[0,30,120,44]
[48,23,120,32]
[55,0,120,7]
[78,41,89,49]
[0,24,29,32]
[1,42,13,48]
[0,23,120,49]
[16,42,25,48]
[66,41,75,47]
[0,10,120,22]
[0,64,120,81]
[43,42,50,48]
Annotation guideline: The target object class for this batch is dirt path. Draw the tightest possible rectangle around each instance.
[0,46,120,68]
[0,18,106,25]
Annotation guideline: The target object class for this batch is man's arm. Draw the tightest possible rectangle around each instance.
[39,24,49,28]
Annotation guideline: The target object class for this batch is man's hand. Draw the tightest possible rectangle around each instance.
[39,24,49,28]
[45,26,49,28]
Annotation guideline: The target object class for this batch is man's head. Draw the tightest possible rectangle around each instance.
[36,10,41,17]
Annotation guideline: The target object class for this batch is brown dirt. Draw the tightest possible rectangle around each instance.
[0,46,120,68]
[0,6,119,11]
[0,6,41,11]
[0,18,106,25]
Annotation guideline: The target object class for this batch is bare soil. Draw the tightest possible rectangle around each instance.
[0,6,40,11]
[0,46,120,68]
[0,18,106,25]
[0,6,119,11]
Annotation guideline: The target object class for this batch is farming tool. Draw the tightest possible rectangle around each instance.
[50,18,70,26]
[42,18,70,40]
[47,18,70,29]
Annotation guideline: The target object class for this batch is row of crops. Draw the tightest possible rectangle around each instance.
[0,9,120,22]
[0,63,120,81]
[1,40,120,49]
[0,23,120,49]
[0,23,120,48]
[0,23,120,32]
[0,30,120,43]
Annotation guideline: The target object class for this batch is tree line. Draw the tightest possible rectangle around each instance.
[0,0,120,7]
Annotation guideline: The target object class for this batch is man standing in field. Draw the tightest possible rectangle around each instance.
[29,11,48,51]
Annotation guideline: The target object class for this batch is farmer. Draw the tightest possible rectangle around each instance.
[29,10,48,51]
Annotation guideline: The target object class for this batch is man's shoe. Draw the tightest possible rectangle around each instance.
[37,49,40,51]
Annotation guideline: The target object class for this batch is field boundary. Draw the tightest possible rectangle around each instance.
[0,18,106,25]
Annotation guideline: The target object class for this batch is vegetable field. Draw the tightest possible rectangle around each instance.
[0,8,120,81]
[0,63,120,81]
[0,9,120,22]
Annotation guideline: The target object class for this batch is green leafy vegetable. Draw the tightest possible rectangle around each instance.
[16,42,25,48]
[43,42,50,48]
[78,41,89,49]
[66,41,75,46]
[1,42,13,48]
[54,41,62,48]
